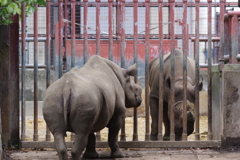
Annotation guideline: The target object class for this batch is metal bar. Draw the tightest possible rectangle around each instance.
[120,0,126,141]
[108,0,113,61]
[96,0,100,55]
[207,0,213,140]
[45,0,51,141]
[219,0,225,64]
[169,0,175,141]
[54,1,238,7]
[70,0,76,141]
[84,0,88,64]
[194,0,200,141]
[71,0,76,68]
[230,15,238,64]
[59,0,63,77]
[21,140,221,149]
[182,0,187,141]
[145,0,150,141]
[64,0,68,71]
[133,0,138,142]
[158,0,163,141]
[33,5,39,142]
[21,2,26,141]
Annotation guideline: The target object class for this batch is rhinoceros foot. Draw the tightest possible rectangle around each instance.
[150,133,158,141]
[82,150,99,159]
[163,136,170,141]
[111,150,124,158]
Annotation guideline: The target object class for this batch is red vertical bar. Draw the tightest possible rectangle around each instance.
[230,15,238,64]
[45,0,51,141]
[33,5,39,142]
[120,0,125,68]
[194,0,200,141]
[133,0,138,142]
[145,0,150,141]
[120,0,126,142]
[158,0,163,141]
[84,0,88,63]
[169,0,175,141]
[182,0,187,141]
[219,0,225,64]
[71,0,76,68]
[59,0,63,77]
[96,0,100,55]
[207,0,213,140]
[108,0,113,61]
[21,2,26,141]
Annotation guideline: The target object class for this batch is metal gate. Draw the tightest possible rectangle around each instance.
[19,0,239,148]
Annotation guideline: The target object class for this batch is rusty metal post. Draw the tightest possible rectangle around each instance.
[182,0,187,141]
[194,0,200,141]
[230,15,238,64]
[58,0,63,77]
[70,0,76,142]
[84,0,88,63]
[169,0,175,141]
[120,0,126,141]
[71,0,76,68]
[108,0,113,61]
[133,0,138,142]
[96,0,100,56]
[96,0,102,140]
[33,5,39,142]
[45,0,51,142]
[219,0,225,64]
[21,2,26,141]
[207,0,213,140]
[158,0,163,141]
[145,0,150,141]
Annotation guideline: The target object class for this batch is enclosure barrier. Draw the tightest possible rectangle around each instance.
[19,0,239,148]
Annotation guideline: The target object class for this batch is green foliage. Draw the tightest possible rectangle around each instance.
[0,0,46,25]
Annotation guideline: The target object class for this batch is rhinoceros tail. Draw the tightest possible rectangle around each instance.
[63,87,71,127]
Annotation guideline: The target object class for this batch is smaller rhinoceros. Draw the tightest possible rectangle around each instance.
[43,55,142,160]
[149,49,202,141]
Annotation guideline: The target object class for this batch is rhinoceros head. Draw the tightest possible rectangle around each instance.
[173,100,196,141]
[122,64,142,108]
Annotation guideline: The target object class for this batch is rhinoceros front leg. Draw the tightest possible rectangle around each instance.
[108,116,124,158]
[150,97,159,141]
[83,133,99,159]
[163,102,170,141]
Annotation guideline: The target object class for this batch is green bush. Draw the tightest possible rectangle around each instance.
[0,0,46,26]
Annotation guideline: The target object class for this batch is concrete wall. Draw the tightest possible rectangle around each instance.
[221,64,240,146]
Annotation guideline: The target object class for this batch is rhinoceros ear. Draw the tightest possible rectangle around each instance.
[124,63,138,76]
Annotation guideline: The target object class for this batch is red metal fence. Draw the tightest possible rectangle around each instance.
[19,0,239,148]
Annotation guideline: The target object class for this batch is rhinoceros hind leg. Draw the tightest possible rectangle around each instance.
[53,133,68,160]
[71,133,88,160]
[83,133,99,159]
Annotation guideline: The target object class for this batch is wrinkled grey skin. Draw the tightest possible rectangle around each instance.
[43,55,142,160]
[149,49,202,141]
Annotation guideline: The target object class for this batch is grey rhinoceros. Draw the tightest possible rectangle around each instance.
[43,55,142,160]
[149,49,202,141]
